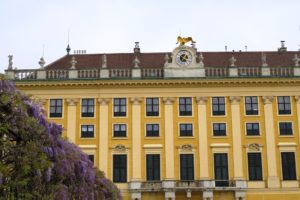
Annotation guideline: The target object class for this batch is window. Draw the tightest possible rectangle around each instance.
[278,96,291,115]
[146,154,160,181]
[113,124,127,137]
[179,123,193,137]
[212,97,225,116]
[246,123,260,136]
[81,125,94,138]
[248,153,262,181]
[213,123,226,136]
[179,97,192,116]
[281,152,296,180]
[146,98,159,116]
[50,99,63,118]
[88,155,94,164]
[81,99,94,117]
[279,122,293,135]
[180,154,194,181]
[245,96,258,115]
[113,155,127,183]
[114,98,126,117]
[214,153,229,187]
[146,124,159,137]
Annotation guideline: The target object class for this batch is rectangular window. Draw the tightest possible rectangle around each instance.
[246,123,260,136]
[212,97,225,116]
[248,153,262,181]
[279,122,293,135]
[81,99,94,117]
[146,98,159,116]
[146,154,160,181]
[88,155,94,164]
[213,123,226,136]
[278,96,291,115]
[114,98,126,117]
[50,99,63,118]
[281,152,296,180]
[245,96,258,115]
[81,125,94,138]
[113,155,127,183]
[180,154,194,181]
[179,97,192,116]
[113,124,127,137]
[146,124,159,137]
[179,123,193,137]
[214,153,229,187]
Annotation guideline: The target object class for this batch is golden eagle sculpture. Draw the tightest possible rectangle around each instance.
[176,36,195,46]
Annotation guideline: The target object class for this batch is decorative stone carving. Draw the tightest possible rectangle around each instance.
[114,144,126,152]
[162,97,175,105]
[247,143,261,151]
[262,96,274,104]
[229,55,237,67]
[196,96,208,105]
[70,56,77,69]
[102,54,107,68]
[38,57,46,68]
[133,56,140,68]
[180,144,193,152]
[8,55,13,70]
[261,52,268,67]
[229,96,241,104]
[97,98,110,105]
[66,98,79,106]
[130,97,142,105]
[293,54,300,67]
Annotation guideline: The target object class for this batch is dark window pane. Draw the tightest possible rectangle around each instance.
[279,122,293,135]
[81,125,94,138]
[278,96,291,115]
[113,155,127,182]
[214,153,229,187]
[245,96,259,115]
[180,123,193,136]
[179,97,192,116]
[281,152,296,180]
[114,124,127,137]
[180,154,194,181]
[50,99,63,118]
[213,123,226,136]
[146,154,160,181]
[248,153,262,180]
[146,124,159,137]
[212,97,225,116]
[114,98,127,117]
[246,123,260,136]
[146,98,159,116]
[81,99,94,117]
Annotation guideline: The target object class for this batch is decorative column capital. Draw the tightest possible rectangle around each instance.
[66,98,79,106]
[196,96,208,105]
[262,96,274,104]
[163,97,175,105]
[295,96,300,104]
[97,98,110,105]
[229,96,241,104]
[130,97,143,105]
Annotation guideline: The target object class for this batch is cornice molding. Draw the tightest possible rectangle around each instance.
[97,98,110,105]
[262,96,274,104]
[196,96,208,105]
[14,77,300,89]
[295,96,300,104]
[130,97,143,105]
[66,98,79,106]
[162,97,175,105]
[229,96,241,104]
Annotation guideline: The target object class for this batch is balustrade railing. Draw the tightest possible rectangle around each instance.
[46,70,68,79]
[205,67,229,77]
[5,66,298,80]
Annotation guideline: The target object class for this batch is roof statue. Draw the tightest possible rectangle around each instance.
[176,36,195,46]
[8,55,13,70]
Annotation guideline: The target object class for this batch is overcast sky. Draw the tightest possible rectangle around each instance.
[1,0,300,73]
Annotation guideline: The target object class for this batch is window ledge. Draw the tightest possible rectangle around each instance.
[281,180,299,188]
[247,181,265,188]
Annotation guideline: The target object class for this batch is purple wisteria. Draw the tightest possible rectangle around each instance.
[0,77,121,199]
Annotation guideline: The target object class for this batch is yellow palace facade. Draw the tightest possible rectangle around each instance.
[5,40,300,199]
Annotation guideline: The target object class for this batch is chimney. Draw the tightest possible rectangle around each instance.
[278,40,287,52]
[134,42,140,53]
